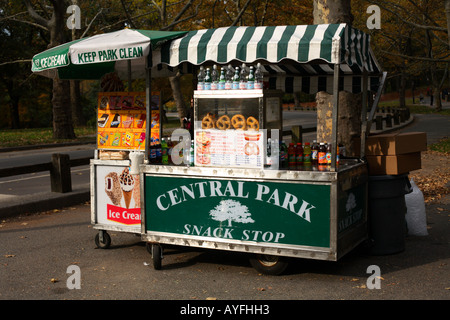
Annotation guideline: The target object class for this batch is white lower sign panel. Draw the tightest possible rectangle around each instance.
[95,164,141,231]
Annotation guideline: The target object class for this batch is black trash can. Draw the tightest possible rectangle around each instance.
[368,174,412,255]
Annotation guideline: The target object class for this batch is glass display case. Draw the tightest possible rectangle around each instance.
[193,90,282,169]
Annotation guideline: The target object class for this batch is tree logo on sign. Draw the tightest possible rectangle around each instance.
[209,200,255,227]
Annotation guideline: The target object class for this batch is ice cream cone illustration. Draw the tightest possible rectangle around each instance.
[119,168,134,208]
[132,174,140,208]
[105,172,122,206]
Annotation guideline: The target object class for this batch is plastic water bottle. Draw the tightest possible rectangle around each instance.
[225,64,234,90]
[255,63,263,89]
[204,67,211,90]
[189,140,195,166]
[218,67,226,90]
[239,63,247,90]
[280,140,288,168]
[197,66,205,90]
[211,65,218,90]
[247,66,255,89]
[232,67,240,90]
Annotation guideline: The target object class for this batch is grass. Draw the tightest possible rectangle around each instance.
[0,127,96,148]
[379,98,450,115]
[429,138,450,154]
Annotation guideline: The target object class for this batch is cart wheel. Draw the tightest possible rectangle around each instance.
[95,231,111,249]
[249,254,289,275]
[151,244,163,270]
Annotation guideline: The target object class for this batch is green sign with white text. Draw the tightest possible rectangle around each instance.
[145,176,331,248]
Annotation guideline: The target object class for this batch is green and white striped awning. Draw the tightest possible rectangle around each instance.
[158,24,382,93]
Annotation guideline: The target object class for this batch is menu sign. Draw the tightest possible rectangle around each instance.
[195,130,264,168]
[97,91,160,150]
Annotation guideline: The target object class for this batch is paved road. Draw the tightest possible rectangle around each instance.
[394,113,450,145]
[0,195,448,302]
[0,144,94,196]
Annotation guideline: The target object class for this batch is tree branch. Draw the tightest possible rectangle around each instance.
[0,59,32,67]
[231,0,252,26]
[120,0,137,28]
[23,0,49,29]
[367,0,446,33]
[81,8,103,38]
[7,17,49,31]
[161,0,203,31]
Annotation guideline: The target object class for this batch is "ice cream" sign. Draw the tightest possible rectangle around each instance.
[107,204,141,225]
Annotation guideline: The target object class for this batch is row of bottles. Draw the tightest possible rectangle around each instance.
[149,137,195,166]
[151,137,342,171]
[197,63,263,91]
[277,140,340,171]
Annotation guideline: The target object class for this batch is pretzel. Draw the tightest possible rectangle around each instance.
[246,116,259,131]
[244,142,260,156]
[231,114,247,130]
[216,115,231,130]
[201,114,215,129]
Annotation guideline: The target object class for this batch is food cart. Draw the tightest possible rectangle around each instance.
[31,29,188,248]
[31,24,384,274]
[141,24,384,274]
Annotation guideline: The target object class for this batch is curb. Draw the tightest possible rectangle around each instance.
[0,185,90,219]
[369,115,415,135]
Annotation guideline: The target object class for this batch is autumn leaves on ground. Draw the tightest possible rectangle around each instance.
[410,150,450,204]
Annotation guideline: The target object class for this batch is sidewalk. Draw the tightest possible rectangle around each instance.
[0,109,426,219]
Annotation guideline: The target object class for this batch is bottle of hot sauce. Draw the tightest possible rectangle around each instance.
[296,142,303,169]
[288,143,296,169]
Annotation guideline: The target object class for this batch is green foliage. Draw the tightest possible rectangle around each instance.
[429,138,450,154]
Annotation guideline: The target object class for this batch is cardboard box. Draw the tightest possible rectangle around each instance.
[366,152,422,175]
[365,132,427,155]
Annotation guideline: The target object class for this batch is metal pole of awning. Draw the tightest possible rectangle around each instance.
[128,60,132,92]
[144,47,152,160]
[330,63,340,172]
[360,68,369,159]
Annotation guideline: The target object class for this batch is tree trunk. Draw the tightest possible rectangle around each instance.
[5,79,20,129]
[70,80,85,126]
[399,69,407,108]
[313,0,359,155]
[313,0,353,24]
[9,98,20,129]
[69,0,84,127]
[316,91,362,156]
[445,0,450,47]
[169,72,188,127]
[52,79,76,139]
[25,0,76,139]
